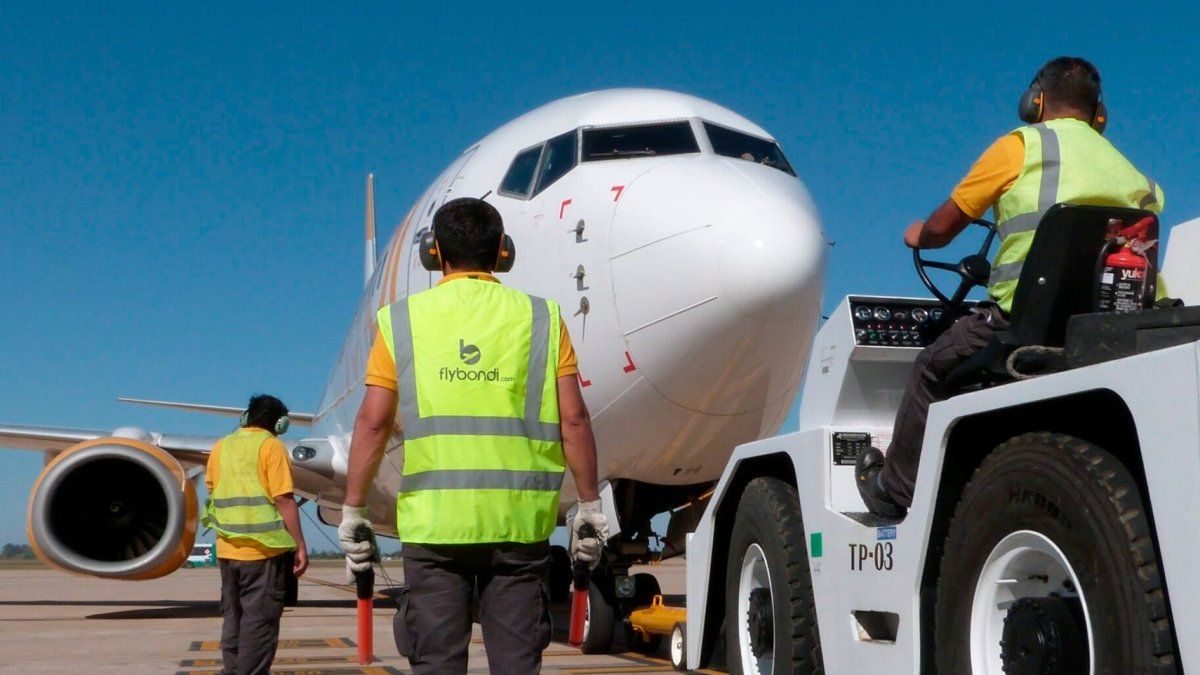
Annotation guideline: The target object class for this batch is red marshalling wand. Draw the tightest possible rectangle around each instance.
[568,523,598,648]
[353,525,376,665]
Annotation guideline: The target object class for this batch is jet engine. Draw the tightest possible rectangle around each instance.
[26,437,198,579]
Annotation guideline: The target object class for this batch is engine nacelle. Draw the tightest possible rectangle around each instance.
[27,438,198,579]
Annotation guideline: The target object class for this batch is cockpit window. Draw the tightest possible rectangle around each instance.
[534,130,577,196]
[582,121,699,162]
[703,122,795,175]
[499,144,543,198]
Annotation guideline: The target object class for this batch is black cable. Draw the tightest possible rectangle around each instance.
[298,503,400,591]
[299,503,342,552]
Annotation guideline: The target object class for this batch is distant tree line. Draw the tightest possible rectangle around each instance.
[0,543,35,559]
[306,548,400,560]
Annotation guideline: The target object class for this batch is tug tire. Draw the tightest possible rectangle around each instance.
[725,477,823,674]
[935,432,1176,674]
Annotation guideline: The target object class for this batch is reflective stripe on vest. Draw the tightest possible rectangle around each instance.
[377,280,565,544]
[203,428,296,550]
[988,119,1165,311]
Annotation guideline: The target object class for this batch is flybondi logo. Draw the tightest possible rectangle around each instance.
[439,338,514,383]
[459,339,481,365]
[439,366,508,383]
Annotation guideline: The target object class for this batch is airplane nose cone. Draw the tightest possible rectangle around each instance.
[609,159,826,416]
[720,196,826,324]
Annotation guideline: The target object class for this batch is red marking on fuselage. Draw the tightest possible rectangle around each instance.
[622,351,637,374]
[611,185,625,202]
[577,372,592,388]
[559,199,572,219]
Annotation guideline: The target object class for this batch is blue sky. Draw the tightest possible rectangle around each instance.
[2,2,1198,547]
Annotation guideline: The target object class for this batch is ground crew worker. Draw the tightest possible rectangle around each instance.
[337,197,607,675]
[856,56,1165,518]
[204,394,308,675]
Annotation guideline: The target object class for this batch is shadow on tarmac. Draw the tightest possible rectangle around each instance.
[0,598,364,621]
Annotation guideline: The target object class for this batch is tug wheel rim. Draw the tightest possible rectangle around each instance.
[736,542,774,674]
[969,530,1093,675]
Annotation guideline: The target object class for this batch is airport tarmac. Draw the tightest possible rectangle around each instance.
[0,558,712,674]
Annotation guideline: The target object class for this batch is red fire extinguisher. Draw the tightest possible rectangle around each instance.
[1096,217,1157,313]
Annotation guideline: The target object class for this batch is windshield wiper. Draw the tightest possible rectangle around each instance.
[587,148,658,159]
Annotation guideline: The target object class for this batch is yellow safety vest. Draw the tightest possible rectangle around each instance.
[990,118,1165,312]
[377,279,565,544]
[203,428,296,551]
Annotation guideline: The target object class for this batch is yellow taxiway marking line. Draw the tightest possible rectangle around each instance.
[188,637,356,651]
[568,662,720,667]
[561,662,676,667]
[175,662,398,667]
[566,655,722,674]
[180,655,362,668]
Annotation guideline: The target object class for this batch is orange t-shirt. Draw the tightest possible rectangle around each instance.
[365,273,579,391]
[205,429,294,561]
[950,133,1025,219]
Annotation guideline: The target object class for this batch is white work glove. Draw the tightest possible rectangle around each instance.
[338,505,379,581]
[570,499,609,570]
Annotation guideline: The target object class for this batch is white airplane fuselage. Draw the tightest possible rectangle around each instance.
[302,89,827,534]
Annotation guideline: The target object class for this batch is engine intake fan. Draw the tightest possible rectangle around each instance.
[27,438,198,579]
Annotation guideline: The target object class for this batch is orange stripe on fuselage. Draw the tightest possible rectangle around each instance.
[383,203,418,307]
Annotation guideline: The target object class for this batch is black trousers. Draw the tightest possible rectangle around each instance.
[219,554,287,675]
[396,541,552,675]
[880,305,1008,507]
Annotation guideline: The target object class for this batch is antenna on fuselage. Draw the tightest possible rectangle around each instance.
[364,173,377,287]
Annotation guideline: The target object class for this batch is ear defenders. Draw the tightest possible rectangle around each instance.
[1018,74,1108,134]
[419,228,516,273]
[1017,80,1045,124]
[240,410,290,436]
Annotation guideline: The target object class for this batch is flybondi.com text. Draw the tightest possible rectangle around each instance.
[439,367,514,383]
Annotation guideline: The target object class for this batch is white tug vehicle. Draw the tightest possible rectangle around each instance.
[683,205,1200,673]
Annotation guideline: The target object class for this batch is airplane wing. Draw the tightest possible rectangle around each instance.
[117,396,315,425]
[0,395,318,466]
[0,423,217,466]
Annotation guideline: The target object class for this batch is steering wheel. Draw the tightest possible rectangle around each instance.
[913,219,998,312]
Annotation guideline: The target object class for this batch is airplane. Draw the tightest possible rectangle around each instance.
[0,88,826,651]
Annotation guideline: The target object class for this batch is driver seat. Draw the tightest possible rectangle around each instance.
[944,204,1159,391]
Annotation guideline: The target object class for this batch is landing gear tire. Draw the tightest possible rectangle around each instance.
[624,572,664,654]
[935,432,1177,674]
[631,572,661,606]
[581,571,616,654]
[549,545,571,603]
[725,477,823,675]
[670,622,688,671]
[626,626,663,655]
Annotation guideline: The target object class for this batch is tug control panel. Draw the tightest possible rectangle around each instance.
[848,296,960,348]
